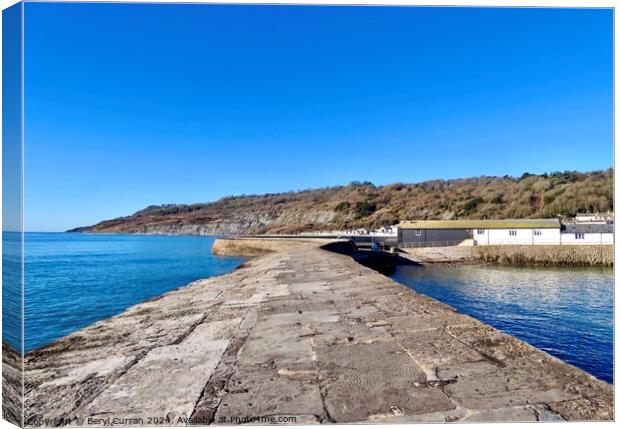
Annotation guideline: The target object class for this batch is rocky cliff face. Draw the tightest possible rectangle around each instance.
[70,210,338,236]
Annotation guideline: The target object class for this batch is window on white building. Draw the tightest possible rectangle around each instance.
[534,229,542,236]
[509,230,517,236]
[477,229,485,234]
[415,229,422,236]
[575,233,584,239]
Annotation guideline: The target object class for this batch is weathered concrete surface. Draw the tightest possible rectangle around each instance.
[3,342,23,426]
[24,241,613,426]
[211,237,331,257]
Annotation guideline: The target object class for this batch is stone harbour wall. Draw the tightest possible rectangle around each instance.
[22,240,613,426]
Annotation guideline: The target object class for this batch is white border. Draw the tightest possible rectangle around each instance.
[0,2,616,429]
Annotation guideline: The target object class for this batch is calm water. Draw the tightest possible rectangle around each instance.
[3,233,244,352]
[390,264,614,383]
[2,232,22,351]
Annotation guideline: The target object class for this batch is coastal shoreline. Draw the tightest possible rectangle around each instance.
[17,238,613,425]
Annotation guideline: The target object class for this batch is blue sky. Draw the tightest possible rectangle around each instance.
[23,4,613,231]
[3,2,22,232]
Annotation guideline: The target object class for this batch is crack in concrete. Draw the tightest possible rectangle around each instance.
[52,349,150,427]
[188,308,257,425]
[444,326,505,368]
[317,385,336,424]
[309,335,334,424]
[171,315,211,346]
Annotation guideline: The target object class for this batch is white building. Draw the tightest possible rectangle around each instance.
[560,224,614,245]
[472,220,561,245]
[397,218,614,246]
[398,219,562,247]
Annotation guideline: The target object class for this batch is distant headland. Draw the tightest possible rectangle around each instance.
[68,169,613,236]
[69,168,613,235]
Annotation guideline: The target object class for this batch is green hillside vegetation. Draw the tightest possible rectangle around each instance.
[73,169,613,234]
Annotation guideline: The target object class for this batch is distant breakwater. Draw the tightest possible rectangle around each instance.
[211,237,333,257]
[212,238,408,276]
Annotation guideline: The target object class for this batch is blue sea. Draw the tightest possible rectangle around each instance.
[2,232,244,352]
[2,231,22,351]
[391,264,614,384]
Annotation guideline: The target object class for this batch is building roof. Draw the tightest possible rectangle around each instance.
[396,219,560,230]
[562,223,614,234]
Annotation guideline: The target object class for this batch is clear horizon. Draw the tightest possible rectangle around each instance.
[19,4,613,231]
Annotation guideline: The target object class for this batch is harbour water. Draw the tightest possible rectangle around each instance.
[390,264,614,383]
[6,233,244,352]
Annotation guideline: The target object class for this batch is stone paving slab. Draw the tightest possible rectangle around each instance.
[214,366,325,422]
[77,340,229,422]
[23,241,613,426]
